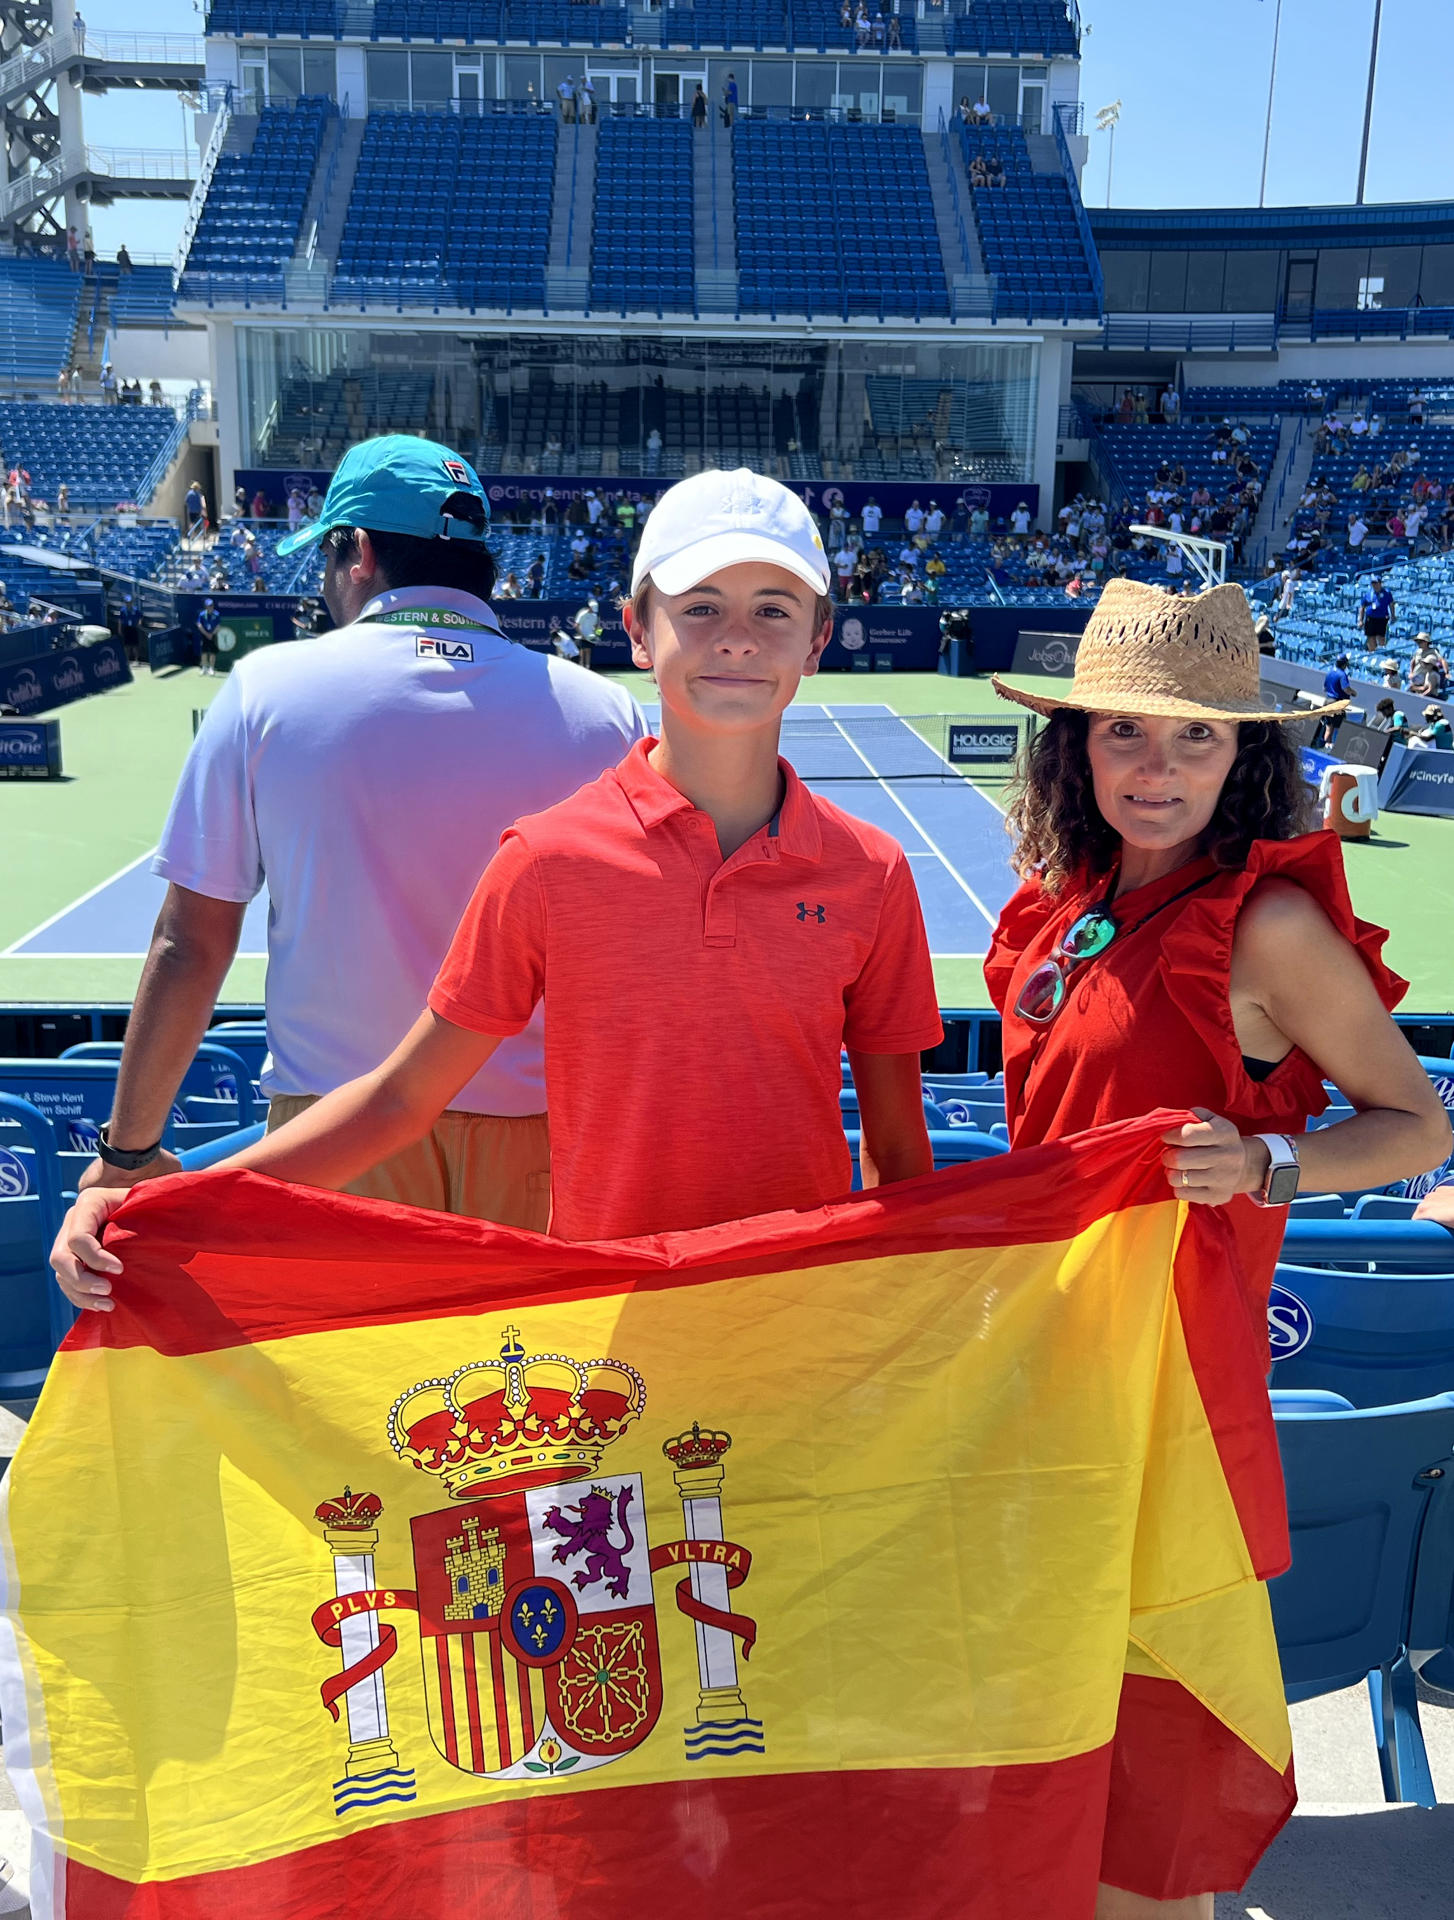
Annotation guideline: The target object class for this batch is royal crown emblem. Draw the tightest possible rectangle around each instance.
[386,1324,646,1500]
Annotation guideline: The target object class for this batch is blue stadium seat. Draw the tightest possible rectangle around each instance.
[333,109,556,312]
[734,121,949,318]
[0,258,83,381]
[0,401,180,509]
[590,119,695,314]
[954,123,1098,318]
[183,97,336,298]
[1268,1251,1454,1408]
[1270,1389,1454,1805]
[0,1094,71,1398]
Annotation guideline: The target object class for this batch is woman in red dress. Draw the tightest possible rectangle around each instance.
[986,579,1451,1920]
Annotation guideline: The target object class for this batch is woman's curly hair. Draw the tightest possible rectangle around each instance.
[1006,709,1314,893]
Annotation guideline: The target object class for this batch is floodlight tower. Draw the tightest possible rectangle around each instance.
[1095,100,1121,210]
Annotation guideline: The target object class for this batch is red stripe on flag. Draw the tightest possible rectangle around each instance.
[460,1636,485,1774]
[1171,1203,1291,1580]
[79,1112,1195,1358]
[434,1638,457,1770]
[516,1657,535,1751]
[1100,1674,1296,1901]
[61,1750,1114,1918]
[487,1631,511,1769]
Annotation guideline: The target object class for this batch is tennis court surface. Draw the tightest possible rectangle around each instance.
[6,704,1019,966]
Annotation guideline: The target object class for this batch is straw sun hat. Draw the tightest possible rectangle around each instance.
[992,578,1345,724]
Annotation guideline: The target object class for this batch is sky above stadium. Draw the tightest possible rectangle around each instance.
[77,0,1454,260]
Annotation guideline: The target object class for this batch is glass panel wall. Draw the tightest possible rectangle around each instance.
[1096,242,1453,313]
[238,330,1039,483]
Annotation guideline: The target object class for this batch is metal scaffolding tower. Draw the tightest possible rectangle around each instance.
[0,6,202,245]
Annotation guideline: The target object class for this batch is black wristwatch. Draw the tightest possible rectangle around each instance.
[97,1123,165,1171]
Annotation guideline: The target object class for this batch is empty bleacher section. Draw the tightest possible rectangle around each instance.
[182,98,334,297]
[333,111,556,310]
[735,122,948,317]
[955,123,1098,318]
[108,266,178,328]
[370,1,631,41]
[203,0,1095,51]
[950,0,1079,56]
[0,260,83,383]
[206,0,345,32]
[591,120,694,314]
[0,402,182,507]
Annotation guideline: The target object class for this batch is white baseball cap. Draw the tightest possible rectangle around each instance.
[630,468,831,597]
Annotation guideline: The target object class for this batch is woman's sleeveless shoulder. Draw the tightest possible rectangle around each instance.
[1157,832,1407,1108]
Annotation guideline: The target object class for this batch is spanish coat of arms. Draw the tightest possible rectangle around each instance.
[310,1327,762,1815]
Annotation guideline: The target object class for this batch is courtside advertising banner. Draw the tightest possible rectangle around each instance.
[1377,742,1454,819]
[0,1114,1292,1919]
[0,639,130,716]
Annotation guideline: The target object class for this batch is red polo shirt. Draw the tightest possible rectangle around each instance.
[430,738,942,1242]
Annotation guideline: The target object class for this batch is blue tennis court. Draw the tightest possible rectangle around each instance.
[4,706,1017,963]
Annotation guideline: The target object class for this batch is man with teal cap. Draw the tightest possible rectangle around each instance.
[71,433,644,1227]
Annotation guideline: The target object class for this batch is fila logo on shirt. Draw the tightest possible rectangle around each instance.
[797,902,827,924]
[417,636,475,662]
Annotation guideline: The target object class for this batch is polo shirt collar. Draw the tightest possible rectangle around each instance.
[359,585,508,647]
[614,738,823,861]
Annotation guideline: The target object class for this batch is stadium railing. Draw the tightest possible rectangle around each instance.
[1270,1387,1454,1805]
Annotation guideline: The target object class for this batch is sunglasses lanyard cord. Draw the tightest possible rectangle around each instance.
[1099,868,1221,947]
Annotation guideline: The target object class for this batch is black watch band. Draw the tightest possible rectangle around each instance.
[97,1123,165,1171]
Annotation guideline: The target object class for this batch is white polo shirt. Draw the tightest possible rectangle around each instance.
[154,586,645,1113]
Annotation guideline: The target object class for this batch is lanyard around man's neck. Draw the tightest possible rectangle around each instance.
[369,605,497,632]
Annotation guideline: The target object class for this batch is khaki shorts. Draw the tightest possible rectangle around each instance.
[265,1095,550,1231]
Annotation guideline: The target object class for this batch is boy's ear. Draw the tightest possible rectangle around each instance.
[802,615,834,680]
[623,599,654,672]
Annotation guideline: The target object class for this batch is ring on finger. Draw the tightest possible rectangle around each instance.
[1180,1169,1190,1188]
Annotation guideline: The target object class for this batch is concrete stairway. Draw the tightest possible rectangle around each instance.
[924,122,993,318]
[1255,418,1320,565]
[694,116,737,312]
[545,117,596,312]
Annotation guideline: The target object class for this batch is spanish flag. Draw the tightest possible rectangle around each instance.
[0,1112,1292,1919]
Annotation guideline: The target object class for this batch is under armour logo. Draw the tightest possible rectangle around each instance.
[797,902,827,923]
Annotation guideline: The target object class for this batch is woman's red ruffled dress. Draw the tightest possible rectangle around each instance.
[984,830,1406,1899]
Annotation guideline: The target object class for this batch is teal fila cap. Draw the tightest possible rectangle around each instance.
[276,434,491,557]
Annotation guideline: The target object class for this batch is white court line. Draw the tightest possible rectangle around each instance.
[828,717,1000,932]
[1,848,157,955]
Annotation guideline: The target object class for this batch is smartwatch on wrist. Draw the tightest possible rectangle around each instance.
[97,1124,164,1172]
[1249,1132,1300,1208]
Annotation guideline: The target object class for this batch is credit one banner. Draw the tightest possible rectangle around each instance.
[1378,742,1454,818]
[0,1114,1294,1918]
[0,637,131,715]
[0,716,60,777]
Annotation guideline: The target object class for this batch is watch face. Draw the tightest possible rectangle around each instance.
[1266,1162,1301,1208]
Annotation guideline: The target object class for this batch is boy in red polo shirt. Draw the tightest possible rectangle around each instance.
[56,472,942,1293]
